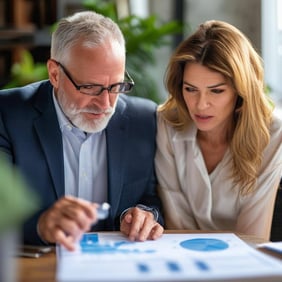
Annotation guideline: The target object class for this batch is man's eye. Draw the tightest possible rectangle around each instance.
[81,85,95,90]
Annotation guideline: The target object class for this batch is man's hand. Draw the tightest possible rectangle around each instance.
[37,195,99,251]
[120,207,164,241]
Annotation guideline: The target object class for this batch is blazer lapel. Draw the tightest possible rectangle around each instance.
[106,97,128,217]
[33,82,64,199]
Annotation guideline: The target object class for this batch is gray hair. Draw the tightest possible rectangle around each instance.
[50,11,125,63]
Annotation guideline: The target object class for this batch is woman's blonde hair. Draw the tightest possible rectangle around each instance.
[160,20,273,194]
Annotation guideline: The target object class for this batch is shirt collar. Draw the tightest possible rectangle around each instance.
[173,122,198,142]
[52,90,73,132]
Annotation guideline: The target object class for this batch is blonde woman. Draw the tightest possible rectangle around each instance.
[155,20,282,240]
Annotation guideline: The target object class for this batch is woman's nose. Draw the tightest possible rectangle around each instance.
[196,93,210,110]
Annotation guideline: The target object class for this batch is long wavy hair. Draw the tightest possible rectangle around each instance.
[159,20,273,194]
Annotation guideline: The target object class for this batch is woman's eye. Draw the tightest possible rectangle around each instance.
[211,88,224,94]
[184,87,197,92]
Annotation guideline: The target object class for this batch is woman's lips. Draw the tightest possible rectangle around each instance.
[194,114,213,122]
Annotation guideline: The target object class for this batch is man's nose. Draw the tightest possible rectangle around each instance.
[93,89,111,108]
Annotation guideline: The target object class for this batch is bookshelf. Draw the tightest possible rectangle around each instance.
[0,0,57,87]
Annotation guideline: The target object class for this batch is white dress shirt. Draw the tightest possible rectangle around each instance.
[53,93,107,204]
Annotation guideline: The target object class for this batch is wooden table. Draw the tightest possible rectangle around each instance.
[17,231,282,282]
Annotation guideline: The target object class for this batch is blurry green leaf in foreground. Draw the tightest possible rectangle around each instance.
[0,156,39,232]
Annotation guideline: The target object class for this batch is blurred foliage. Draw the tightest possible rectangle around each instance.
[0,155,39,232]
[4,0,183,103]
[3,50,48,89]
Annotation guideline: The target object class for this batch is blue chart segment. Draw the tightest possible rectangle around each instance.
[79,233,156,254]
[180,238,229,252]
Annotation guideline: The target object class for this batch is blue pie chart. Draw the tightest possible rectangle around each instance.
[180,238,229,252]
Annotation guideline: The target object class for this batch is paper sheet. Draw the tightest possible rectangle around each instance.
[56,232,282,281]
[259,241,282,254]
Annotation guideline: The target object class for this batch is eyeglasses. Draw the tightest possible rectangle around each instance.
[53,60,134,96]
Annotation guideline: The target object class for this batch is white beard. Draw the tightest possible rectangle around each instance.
[57,89,117,133]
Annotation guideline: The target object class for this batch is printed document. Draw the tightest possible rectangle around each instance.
[56,232,282,281]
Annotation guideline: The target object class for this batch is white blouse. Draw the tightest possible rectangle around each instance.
[155,113,282,239]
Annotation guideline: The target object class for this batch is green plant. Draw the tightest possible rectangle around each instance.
[3,50,48,89]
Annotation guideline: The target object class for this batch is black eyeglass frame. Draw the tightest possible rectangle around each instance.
[52,59,134,96]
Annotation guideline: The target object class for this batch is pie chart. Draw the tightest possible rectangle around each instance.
[180,238,229,252]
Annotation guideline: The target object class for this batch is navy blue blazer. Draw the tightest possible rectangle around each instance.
[0,80,163,245]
